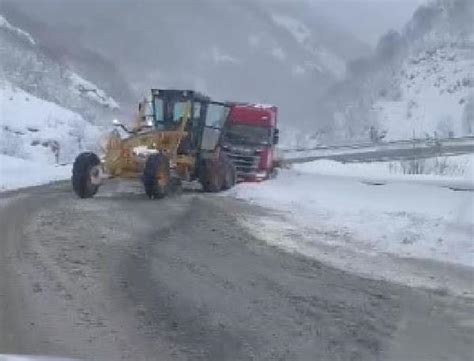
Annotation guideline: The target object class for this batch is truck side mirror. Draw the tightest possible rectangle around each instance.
[273,129,280,145]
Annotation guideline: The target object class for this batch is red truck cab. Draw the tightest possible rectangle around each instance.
[222,103,279,181]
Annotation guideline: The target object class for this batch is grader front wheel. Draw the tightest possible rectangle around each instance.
[143,154,171,199]
[72,152,102,198]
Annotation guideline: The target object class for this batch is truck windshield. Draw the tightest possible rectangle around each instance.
[224,124,271,146]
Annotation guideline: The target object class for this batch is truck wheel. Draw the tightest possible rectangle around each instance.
[143,154,170,199]
[72,152,101,198]
[221,154,236,190]
[199,159,223,193]
[269,168,279,180]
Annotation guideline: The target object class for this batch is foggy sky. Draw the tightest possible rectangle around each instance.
[10,0,428,47]
[309,0,428,46]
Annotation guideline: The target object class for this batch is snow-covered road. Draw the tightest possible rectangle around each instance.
[1,148,473,294]
[227,159,474,295]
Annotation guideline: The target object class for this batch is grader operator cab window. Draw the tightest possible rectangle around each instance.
[152,96,190,130]
[206,103,229,129]
[153,98,165,125]
[173,101,188,122]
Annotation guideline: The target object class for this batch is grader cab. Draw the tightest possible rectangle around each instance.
[72,89,236,199]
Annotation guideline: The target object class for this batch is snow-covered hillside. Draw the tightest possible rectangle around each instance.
[0,13,119,191]
[375,40,474,140]
[0,80,100,164]
[317,0,474,144]
[0,12,119,125]
[0,13,34,45]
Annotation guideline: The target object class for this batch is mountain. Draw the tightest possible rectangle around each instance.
[0,11,120,125]
[1,0,369,132]
[317,0,474,143]
[0,14,112,164]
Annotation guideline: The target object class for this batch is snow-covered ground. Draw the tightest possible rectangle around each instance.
[227,158,474,294]
[295,156,474,190]
[0,154,71,192]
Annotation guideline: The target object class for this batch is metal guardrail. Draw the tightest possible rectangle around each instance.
[280,136,474,164]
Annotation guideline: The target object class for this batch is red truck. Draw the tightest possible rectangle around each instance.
[222,103,280,181]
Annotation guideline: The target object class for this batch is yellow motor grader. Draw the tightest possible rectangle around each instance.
[72,89,236,199]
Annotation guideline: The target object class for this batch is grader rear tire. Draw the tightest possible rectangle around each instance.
[200,153,235,192]
[200,159,223,193]
[72,152,101,198]
[143,154,170,199]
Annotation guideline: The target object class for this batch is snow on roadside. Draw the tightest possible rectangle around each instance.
[294,155,474,188]
[226,161,474,292]
[0,154,71,192]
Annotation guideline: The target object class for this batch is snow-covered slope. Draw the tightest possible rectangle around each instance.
[0,12,119,124]
[0,80,100,164]
[0,13,116,191]
[375,40,474,140]
[0,13,34,45]
[68,73,119,110]
[317,0,474,144]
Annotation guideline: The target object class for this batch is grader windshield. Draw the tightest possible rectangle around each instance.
[152,98,188,130]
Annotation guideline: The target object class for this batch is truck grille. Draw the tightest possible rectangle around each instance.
[227,152,260,178]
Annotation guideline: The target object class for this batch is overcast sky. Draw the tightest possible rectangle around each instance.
[310,0,428,46]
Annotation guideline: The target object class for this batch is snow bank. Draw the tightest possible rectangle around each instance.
[226,161,474,291]
[0,154,71,191]
[295,155,474,182]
